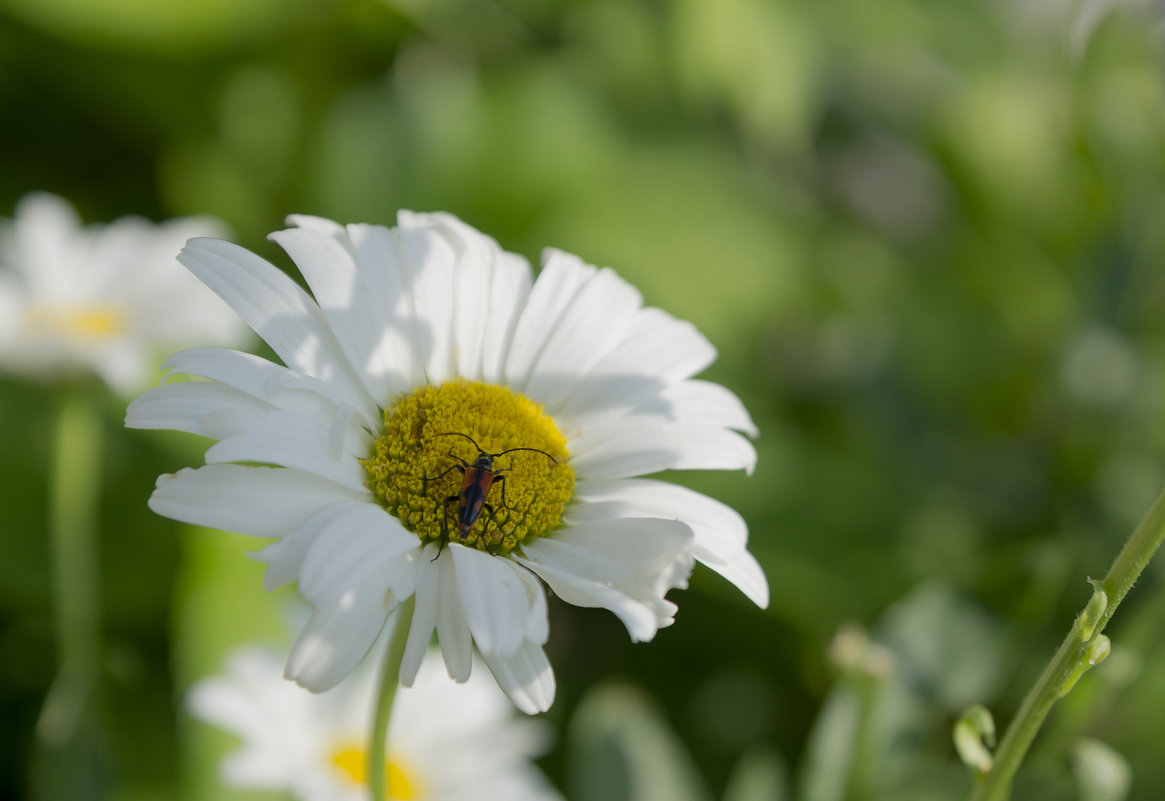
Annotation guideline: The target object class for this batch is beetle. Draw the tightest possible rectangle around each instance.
[422,432,558,547]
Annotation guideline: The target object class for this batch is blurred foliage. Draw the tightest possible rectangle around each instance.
[4,0,1165,799]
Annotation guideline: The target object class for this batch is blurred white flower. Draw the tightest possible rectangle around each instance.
[126,211,767,713]
[190,646,560,801]
[0,192,247,393]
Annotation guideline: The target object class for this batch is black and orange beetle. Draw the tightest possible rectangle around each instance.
[422,432,558,546]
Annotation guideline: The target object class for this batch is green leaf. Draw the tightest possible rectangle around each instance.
[567,683,711,801]
[0,0,294,54]
[797,685,861,801]
[723,749,788,801]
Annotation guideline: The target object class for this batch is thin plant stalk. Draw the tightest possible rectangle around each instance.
[968,483,1165,801]
[37,388,104,745]
[369,596,415,801]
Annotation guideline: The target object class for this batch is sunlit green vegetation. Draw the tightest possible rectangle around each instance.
[4,1,1165,799]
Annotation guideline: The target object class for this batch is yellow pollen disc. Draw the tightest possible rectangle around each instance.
[27,305,125,340]
[362,380,575,554]
[330,745,420,799]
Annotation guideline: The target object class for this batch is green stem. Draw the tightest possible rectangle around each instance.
[37,389,103,745]
[369,596,415,801]
[968,483,1165,801]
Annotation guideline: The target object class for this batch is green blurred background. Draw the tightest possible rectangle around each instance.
[4,0,1165,799]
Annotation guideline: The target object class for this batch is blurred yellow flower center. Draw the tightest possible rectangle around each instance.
[362,380,574,554]
[27,305,125,340]
[330,745,419,799]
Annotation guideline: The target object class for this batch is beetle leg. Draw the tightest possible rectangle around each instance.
[492,473,510,509]
[437,495,458,538]
[431,496,456,561]
[422,463,464,492]
[481,502,498,544]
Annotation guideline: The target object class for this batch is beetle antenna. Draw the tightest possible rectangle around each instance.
[430,432,483,452]
[495,446,559,464]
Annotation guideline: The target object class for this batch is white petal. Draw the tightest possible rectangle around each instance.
[8,193,81,289]
[633,379,758,437]
[159,347,378,429]
[91,340,150,397]
[540,519,694,589]
[569,418,757,479]
[517,518,693,642]
[396,224,458,384]
[125,380,270,438]
[518,554,668,641]
[284,579,390,693]
[391,650,522,741]
[162,347,287,401]
[219,750,294,791]
[436,545,474,681]
[512,562,550,646]
[481,641,555,716]
[571,478,768,607]
[147,465,367,538]
[399,211,500,383]
[0,273,24,336]
[400,542,441,686]
[203,408,370,491]
[480,252,533,385]
[186,676,268,741]
[346,224,431,391]
[247,540,307,592]
[701,548,769,609]
[248,499,407,592]
[572,478,745,549]
[503,249,594,391]
[177,237,373,410]
[272,224,412,402]
[449,545,534,656]
[524,267,642,411]
[284,213,346,234]
[129,370,373,492]
[296,504,418,601]
[557,307,717,421]
[287,520,420,691]
[187,650,310,764]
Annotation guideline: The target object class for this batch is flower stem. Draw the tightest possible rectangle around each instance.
[968,483,1165,801]
[37,389,103,745]
[369,596,415,801]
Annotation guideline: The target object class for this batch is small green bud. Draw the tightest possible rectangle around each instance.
[1087,634,1112,667]
[1077,581,1108,642]
[1057,635,1113,699]
[954,704,996,773]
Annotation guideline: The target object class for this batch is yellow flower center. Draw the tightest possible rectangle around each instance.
[330,745,420,799]
[27,305,125,340]
[362,380,574,554]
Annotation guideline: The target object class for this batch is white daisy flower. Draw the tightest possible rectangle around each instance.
[189,646,560,801]
[0,192,247,393]
[126,211,768,713]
